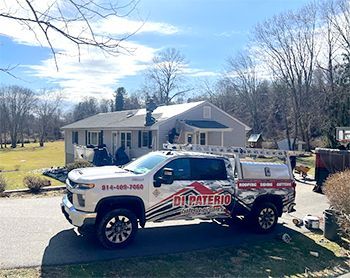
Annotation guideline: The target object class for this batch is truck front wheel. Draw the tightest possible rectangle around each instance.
[251,202,278,233]
[97,208,138,249]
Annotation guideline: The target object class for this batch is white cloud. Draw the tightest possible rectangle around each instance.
[184,68,219,78]
[0,0,182,101]
[24,41,157,101]
[0,0,216,102]
[96,17,180,36]
[215,30,244,38]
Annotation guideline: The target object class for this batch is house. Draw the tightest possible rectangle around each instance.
[61,101,251,164]
[247,133,263,148]
[277,138,306,152]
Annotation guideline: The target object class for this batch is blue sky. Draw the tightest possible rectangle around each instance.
[0,0,309,103]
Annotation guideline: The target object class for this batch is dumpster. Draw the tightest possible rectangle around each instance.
[315,148,350,190]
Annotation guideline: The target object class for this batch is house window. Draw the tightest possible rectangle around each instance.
[203,106,211,119]
[200,132,206,145]
[72,131,79,144]
[142,131,149,147]
[88,131,99,146]
[120,132,132,148]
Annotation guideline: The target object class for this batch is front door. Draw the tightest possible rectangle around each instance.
[146,157,234,222]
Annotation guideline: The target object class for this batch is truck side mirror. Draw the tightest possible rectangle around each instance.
[162,168,174,184]
[154,168,174,187]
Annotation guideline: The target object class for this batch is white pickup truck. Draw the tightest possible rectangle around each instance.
[61,146,296,249]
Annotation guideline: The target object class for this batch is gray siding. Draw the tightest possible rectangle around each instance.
[208,131,221,145]
[64,102,248,163]
[157,102,247,148]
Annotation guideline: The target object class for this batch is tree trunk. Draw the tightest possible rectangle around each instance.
[21,129,24,148]
[10,130,17,148]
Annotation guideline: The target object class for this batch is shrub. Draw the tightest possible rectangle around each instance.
[0,175,7,193]
[23,175,51,194]
[324,169,350,238]
[66,160,94,172]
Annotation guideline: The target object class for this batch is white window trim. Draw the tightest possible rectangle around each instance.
[88,131,99,146]
[199,131,207,146]
[203,106,212,119]
[141,131,149,148]
[120,131,132,148]
[72,131,79,145]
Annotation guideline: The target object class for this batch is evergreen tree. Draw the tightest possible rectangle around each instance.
[115,87,125,111]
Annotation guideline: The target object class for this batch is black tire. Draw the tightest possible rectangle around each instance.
[250,202,278,233]
[96,208,138,249]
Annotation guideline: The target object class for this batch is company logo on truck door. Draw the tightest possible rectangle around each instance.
[173,194,231,207]
[146,182,233,222]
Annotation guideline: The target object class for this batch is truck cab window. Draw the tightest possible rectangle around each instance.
[155,158,191,181]
[190,158,227,180]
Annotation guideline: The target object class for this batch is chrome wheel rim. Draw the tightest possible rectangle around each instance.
[258,208,275,230]
[105,216,132,243]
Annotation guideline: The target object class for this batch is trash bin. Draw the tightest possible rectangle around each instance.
[323,209,340,241]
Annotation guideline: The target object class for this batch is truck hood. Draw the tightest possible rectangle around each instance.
[68,166,138,183]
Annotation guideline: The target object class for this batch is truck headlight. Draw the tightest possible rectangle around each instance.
[77,183,95,190]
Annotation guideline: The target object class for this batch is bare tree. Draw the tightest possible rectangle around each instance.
[0,89,9,148]
[325,0,350,56]
[36,90,63,147]
[99,99,113,113]
[225,52,264,133]
[146,48,191,105]
[1,86,36,148]
[0,0,140,71]
[254,4,319,150]
[72,97,99,121]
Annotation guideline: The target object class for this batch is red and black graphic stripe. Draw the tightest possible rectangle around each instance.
[146,182,233,222]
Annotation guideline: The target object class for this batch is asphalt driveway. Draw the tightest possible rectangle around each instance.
[0,181,329,269]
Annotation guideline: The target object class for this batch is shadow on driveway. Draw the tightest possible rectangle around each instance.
[40,221,350,277]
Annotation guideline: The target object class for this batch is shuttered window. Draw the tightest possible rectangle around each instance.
[88,131,99,146]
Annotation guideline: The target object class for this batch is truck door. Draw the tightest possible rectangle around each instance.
[146,157,192,222]
[146,157,234,222]
[189,157,234,219]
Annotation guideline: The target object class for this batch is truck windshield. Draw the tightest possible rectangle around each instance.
[124,153,168,174]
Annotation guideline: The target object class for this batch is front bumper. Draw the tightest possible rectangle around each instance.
[61,194,97,227]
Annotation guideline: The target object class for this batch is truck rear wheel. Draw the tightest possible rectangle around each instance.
[97,208,138,249]
[251,202,278,233]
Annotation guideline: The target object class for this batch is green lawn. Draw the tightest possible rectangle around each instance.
[0,141,65,190]
[296,155,316,178]
[1,233,349,277]
[254,154,316,179]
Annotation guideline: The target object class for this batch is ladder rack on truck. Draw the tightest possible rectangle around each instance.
[163,143,302,159]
